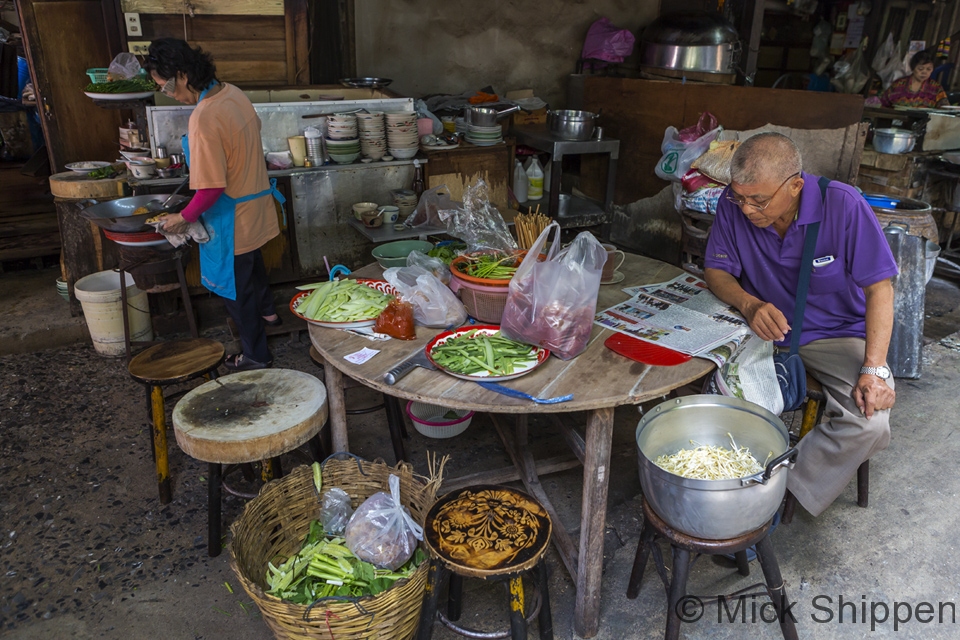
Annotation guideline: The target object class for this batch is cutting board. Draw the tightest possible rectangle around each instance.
[49,165,128,199]
[604,333,692,366]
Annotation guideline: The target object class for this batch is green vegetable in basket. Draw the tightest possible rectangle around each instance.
[430,330,538,376]
[427,243,465,265]
[295,280,393,323]
[84,77,159,93]
[265,522,426,604]
[456,252,521,280]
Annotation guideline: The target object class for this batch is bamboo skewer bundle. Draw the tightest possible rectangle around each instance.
[515,205,551,250]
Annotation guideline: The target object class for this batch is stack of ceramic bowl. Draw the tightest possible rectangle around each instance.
[466,123,503,147]
[326,113,360,164]
[384,112,419,159]
[356,112,387,161]
[391,189,419,219]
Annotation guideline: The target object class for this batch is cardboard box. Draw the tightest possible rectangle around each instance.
[513,107,547,126]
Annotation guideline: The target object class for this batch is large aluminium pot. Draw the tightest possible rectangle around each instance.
[872,128,917,154]
[78,194,191,233]
[636,395,797,540]
[639,11,740,75]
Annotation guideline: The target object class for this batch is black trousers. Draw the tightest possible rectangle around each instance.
[221,249,275,364]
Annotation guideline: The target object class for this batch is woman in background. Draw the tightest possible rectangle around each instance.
[879,49,949,108]
[145,38,284,371]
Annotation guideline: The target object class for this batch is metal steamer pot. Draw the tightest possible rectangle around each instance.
[872,128,917,155]
[639,11,740,75]
[78,194,191,233]
[636,395,797,540]
[546,109,600,141]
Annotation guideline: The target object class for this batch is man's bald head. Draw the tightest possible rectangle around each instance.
[730,132,803,185]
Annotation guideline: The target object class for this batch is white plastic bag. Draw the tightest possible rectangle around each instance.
[383,266,468,329]
[872,33,906,89]
[108,53,142,80]
[655,124,722,183]
[320,487,354,536]
[406,250,450,285]
[344,475,423,570]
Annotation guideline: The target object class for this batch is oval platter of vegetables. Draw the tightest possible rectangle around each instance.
[425,325,549,382]
[290,279,398,329]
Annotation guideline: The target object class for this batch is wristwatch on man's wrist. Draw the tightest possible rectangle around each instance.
[859,365,891,380]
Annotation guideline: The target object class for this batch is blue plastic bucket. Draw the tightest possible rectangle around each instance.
[864,194,900,209]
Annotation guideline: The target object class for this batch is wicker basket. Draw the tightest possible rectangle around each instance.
[450,275,510,324]
[230,458,442,640]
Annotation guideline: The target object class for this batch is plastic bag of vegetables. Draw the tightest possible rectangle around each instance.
[383,266,467,329]
[345,474,423,570]
[500,222,607,360]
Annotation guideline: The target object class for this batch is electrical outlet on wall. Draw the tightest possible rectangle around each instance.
[124,12,142,37]
[128,41,152,56]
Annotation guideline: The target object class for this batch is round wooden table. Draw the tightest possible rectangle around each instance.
[307,254,714,637]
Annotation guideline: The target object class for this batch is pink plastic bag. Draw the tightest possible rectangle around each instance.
[500,223,607,360]
[678,112,720,143]
[581,18,636,64]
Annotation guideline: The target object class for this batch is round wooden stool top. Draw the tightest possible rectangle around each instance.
[642,498,772,554]
[171,368,328,464]
[424,485,552,579]
[128,338,225,385]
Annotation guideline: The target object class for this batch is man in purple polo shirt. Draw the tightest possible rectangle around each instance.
[704,132,898,517]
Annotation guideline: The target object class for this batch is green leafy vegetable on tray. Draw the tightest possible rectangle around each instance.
[455,252,521,279]
[84,78,158,93]
[430,329,538,376]
[87,166,119,180]
[295,280,394,323]
[265,520,426,604]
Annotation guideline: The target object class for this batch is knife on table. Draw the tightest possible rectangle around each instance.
[383,351,436,385]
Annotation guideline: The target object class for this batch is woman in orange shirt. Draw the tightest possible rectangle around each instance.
[146,39,285,371]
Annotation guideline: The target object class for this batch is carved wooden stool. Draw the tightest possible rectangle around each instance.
[171,368,328,557]
[627,499,798,640]
[127,338,225,504]
[417,485,554,640]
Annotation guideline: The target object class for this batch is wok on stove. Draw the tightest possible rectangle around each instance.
[78,194,191,233]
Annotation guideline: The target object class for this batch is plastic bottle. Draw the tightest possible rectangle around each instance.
[543,159,552,193]
[513,159,528,203]
[526,156,544,201]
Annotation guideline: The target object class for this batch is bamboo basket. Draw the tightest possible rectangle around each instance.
[230,457,442,640]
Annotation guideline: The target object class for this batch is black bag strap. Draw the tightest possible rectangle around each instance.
[788,176,829,355]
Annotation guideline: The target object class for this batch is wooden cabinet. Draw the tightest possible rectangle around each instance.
[421,141,516,212]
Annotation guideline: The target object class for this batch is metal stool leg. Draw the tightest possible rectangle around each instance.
[208,462,222,557]
[735,550,751,576]
[508,575,527,640]
[175,252,198,338]
[150,385,172,504]
[536,558,554,640]
[857,460,869,508]
[665,547,692,640]
[447,573,463,621]
[626,519,657,599]
[417,559,443,640]
[755,535,799,640]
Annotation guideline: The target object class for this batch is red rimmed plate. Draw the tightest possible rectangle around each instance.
[290,278,397,329]
[425,325,549,382]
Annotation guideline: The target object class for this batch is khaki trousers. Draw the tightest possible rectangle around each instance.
[787,337,894,517]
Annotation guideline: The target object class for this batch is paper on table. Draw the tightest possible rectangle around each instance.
[344,348,380,364]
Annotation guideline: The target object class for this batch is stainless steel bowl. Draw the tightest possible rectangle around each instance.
[546,109,599,141]
[873,128,917,154]
[636,395,796,540]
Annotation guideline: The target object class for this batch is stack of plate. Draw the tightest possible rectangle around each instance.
[326,113,360,163]
[384,112,419,159]
[391,189,419,219]
[356,112,387,161]
[466,124,503,147]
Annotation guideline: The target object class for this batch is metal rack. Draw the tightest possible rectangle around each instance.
[512,124,619,230]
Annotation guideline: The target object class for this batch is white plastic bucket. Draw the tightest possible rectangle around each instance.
[74,270,152,357]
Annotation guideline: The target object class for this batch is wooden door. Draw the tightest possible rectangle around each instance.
[16,0,124,172]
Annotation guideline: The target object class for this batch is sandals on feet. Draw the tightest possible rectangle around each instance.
[263,315,283,327]
[224,353,272,371]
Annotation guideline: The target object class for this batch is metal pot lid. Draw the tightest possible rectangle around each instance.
[640,11,739,46]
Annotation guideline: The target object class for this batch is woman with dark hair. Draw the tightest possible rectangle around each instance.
[879,48,949,108]
[144,38,284,371]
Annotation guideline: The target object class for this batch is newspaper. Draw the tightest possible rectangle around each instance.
[596,274,784,414]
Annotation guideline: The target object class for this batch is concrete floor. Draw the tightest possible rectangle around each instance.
[2,264,960,639]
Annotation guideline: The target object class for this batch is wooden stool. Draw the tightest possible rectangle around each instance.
[127,338,225,504]
[627,500,798,640]
[309,345,409,463]
[171,368,328,557]
[782,375,869,524]
[417,485,554,640]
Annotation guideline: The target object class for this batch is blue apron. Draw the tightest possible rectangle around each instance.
[182,84,286,301]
